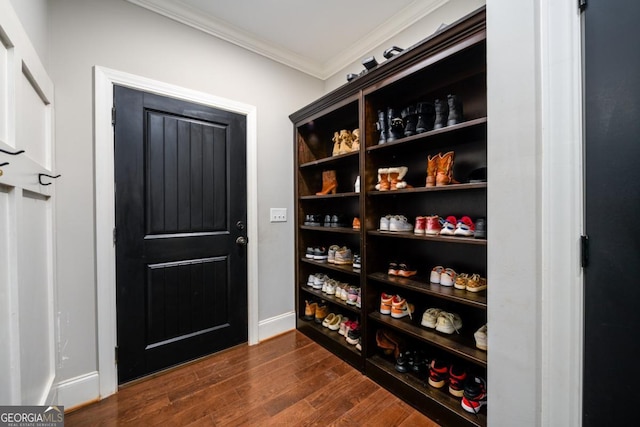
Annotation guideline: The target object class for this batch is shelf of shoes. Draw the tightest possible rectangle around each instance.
[300,225,360,234]
[297,315,362,369]
[366,117,487,154]
[300,286,361,315]
[299,192,359,200]
[368,182,486,195]
[367,354,486,427]
[369,312,486,367]
[368,272,486,309]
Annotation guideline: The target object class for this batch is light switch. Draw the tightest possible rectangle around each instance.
[270,208,287,222]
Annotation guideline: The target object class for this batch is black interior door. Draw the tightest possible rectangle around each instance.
[584,1,640,424]
[114,86,248,383]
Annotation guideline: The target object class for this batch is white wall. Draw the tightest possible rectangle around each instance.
[49,0,323,400]
[8,0,49,69]
[324,0,486,93]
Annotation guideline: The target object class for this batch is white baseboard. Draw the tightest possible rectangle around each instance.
[258,311,296,342]
[57,371,100,410]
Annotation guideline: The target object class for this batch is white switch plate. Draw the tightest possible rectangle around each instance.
[270,208,287,222]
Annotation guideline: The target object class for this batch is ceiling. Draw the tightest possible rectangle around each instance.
[125,0,449,80]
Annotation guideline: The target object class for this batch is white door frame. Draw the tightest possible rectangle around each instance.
[93,66,259,398]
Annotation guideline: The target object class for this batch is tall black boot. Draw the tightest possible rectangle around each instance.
[401,105,418,137]
[377,110,387,144]
[433,99,448,129]
[416,102,434,133]
[447,94,463,126]
[387,108,404,142]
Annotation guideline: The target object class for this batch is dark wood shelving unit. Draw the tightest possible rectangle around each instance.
[368,272,486,309]
[292,7,487,426]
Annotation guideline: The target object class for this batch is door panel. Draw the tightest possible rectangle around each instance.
[584,1,640,425]
[115,86,247,383]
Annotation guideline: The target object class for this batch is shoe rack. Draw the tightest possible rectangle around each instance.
[291,7,486,427]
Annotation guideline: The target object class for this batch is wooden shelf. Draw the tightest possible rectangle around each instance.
[369,312,486,367]
[368,230,487,246]
[368,272,486,309]
[300,192,359,200]
[300,225,360,234]
[299,150,358,168]
[368,182,486,196]
[300,258,361,277]
[366,117,487,154]
[367,355,486,427]
[300,286,362,315]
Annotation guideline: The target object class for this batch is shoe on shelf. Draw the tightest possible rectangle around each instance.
[474,324,488,351]
[355,338,362,352]
[440,268,457,287]
[334,247,353,265]
[380,292,393,315]
[356,290,361,309]
[428,359,449,389]
[338,317,350,336]
[448,365,467,397]
[430,266,444,284]
[461,376,487,414]
[339,286,349,302]
[322,312,336,328]
[305,247,315,259]
[379,215,391,231]
[352,217,361,230]
[347,286,359,305]
[425,215,442,235]
[331,214,346,228]
[313,247,328,262]
[314,304,329,324]
[454,273,469,290]
[307,273,316,287]
[327,245,340,264]
[376,168,391,191]
[312,274,327,290]
[396,263,417,278]
[414,216,426,235]
[303,300,317,321]
[395,350,413,373]
[328,314,343,331]
[421,308,443,329]
[454,216,475,237]
[324,279,336,295]
[435,312,463,334]
[412,350,429,375]
[440,216,457,235]
[389,215,413,232]
[426,154,438,187]
[387,262,399,276]
[323,214,332,227]
[346,322,361,345]
[474,218,487,239]
[352,254,361,270]
[391,295,414,319]
[466,273,487,293]
[388,166,408,190]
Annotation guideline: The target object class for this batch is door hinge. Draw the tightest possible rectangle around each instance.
[578,0,587,12]
[581,235,589,268]
[111,106,116,126]
[113,227,117,245]
[115,346,119,364]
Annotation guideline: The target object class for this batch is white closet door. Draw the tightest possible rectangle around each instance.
[0,1,57,405]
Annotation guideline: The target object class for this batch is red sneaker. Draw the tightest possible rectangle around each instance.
[428,359,449,389]
[448,365,467,397]
[461,376,487,413]
[454,216,475,237]
[414,216,426,235]
[425,215,442,235]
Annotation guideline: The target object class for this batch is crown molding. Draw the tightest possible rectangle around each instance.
[126,0,450,80]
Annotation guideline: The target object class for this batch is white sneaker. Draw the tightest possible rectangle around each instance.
[430,266,444,284]
[440,268,457,287]
[380,215,391,231]
[421,308,443,329]
[474,324,487,350]
[312,274,327,290]
[389,215,413,232]
[325,280,336,295]
[435,312,463,334]
[307,274,316,287]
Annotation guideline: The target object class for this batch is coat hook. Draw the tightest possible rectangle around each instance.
[0,148,25,156]
[39,173,61,186]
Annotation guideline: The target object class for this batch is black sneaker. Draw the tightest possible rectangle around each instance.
[395,350,413,373]
[313,247,328,262]
[461,375,487,413]
[305,247,314,259]
[352,254,361,270]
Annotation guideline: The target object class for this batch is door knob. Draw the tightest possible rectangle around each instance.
[236,236,248,246]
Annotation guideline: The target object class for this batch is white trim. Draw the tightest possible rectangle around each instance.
[258,311,295,342]
[539,0,583,425]
[124,0,450,80]
[94,66,259,399]
[56,371,99,410]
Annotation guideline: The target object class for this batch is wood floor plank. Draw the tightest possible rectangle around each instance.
[65,331,440,427]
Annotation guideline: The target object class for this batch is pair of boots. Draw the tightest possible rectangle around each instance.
[316,170,337,195]
[426,151,458,187]
[332,129,360,156]
[375,167,408,191]
[434,94,464,130]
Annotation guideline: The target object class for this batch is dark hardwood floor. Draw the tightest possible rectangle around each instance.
[65,331,439,426]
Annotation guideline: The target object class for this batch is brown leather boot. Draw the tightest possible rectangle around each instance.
[436,151,458,186]
[331,132,340,156]
[316,170,337,195]
[314,303,329,324]
[376,168,390,191]
[304,300,317,321]
[426,154,438,187]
